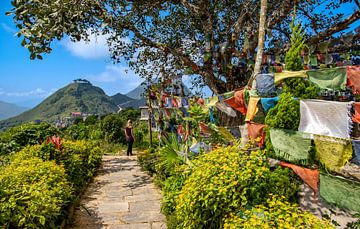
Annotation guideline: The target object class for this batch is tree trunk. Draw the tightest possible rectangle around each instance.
[248,0,268,87]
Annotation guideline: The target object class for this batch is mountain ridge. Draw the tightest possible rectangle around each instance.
[0,101,28,120]
[0,81,119,130]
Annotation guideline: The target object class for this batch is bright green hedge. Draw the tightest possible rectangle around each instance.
[0,155,72,228]
[175,145,299,229]
[223,196,334,229]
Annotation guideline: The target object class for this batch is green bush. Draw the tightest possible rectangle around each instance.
[100,114,126,143]
[175,145,299,228]
[63,123,90,140]
[0,155,72,228]
[223,196,334,229]
[282,78,318,99]
[285,21,306,71]
[0,122,59,156]
[57,140,102,193]
[22,140,102,194]
[161,165,189,220]
[265,92,300,130]
[137,148,159,176]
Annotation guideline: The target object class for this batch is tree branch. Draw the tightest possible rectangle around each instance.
[308,10,360,43]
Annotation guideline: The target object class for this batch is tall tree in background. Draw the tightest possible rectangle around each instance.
[6,0,360,94]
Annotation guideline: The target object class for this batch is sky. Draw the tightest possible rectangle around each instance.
[0,1,359,108]
[0,1,143,108]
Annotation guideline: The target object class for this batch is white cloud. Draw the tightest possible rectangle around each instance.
[0,88,56,98]
[87,64,143,89]
[62,33,110,59]
[1,23,16,34]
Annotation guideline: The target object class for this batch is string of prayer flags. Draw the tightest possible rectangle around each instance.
[247,122,266,147]
[182,98,189,108]
[260,97,279,112]
[320,173,360,213]
[347,66,360,94]
[352,140,360,166]
[215,101,237,117]
[256,74,276,96]
[205,96,219,107]
[209,108,215,124]
[353,102,360,123]
[245,97,260,121]
[314,135,353,172]
[298,100,351,139]
[307,67,347,91]
[172,98,179,107]
[279,161,319,200]
[274,70,307,84]
[270,128,311,163]
[224,90,247,115]
[199,122,211,136]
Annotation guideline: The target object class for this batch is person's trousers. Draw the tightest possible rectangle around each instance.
[127,139,134,156]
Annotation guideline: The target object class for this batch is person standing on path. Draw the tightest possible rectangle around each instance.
[124,120,135,156]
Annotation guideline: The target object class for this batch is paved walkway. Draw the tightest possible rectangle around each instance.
[68,155,167,229]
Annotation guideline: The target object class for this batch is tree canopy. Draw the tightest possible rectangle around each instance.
[7,0,360,93]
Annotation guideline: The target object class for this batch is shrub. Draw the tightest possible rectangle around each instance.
[137,148,159,176]
[100,114,126,143]
[285,21,306,71]
[0,122,59,156]
[161,165,189,219]
[0,155,72,228]
[223,196,334,229]
[63,123,90,140]
[21,140,102,194]
[282,78,318,99]
[57,140,102,193]
[175,145,299,228]
[265,92,300,130]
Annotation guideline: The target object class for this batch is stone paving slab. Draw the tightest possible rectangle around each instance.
[67,155,167,229]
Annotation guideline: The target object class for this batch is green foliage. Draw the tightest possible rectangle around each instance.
[282,78,318,99]
[84,115,98,125]
[137,148,159,176]
[265,93,300,130]
[223,196,334,229]
[56,140,102,193]
[154,134,185,186]
[0,122,59,163]
[0,155,73,228]
[64,123,90,140]
[175,145,299,229]
[285,21,306,71]
[161,165,189,227]
[100,114,126,143]
[0,122,58,147]
[20,140,102,194]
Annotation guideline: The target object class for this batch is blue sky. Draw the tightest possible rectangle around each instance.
[0,1,359,108]
[0,1,143,108]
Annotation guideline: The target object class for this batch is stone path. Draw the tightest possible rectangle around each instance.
[68,155,167,229]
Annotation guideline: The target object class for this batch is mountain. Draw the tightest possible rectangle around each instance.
[0,81,118,130]
[111,93,135,106]
[125,80,192,100]
[125,83,147,100]
[0,101,28,120]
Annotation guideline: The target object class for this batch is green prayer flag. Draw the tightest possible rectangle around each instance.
[270,128,311,163]
[320,173,360,213]
[307,67,346,91]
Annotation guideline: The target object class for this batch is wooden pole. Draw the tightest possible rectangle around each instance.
[148,86,153,147]
[247,0,268,88]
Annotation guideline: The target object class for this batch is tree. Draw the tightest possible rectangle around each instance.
[6,0,360,94]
